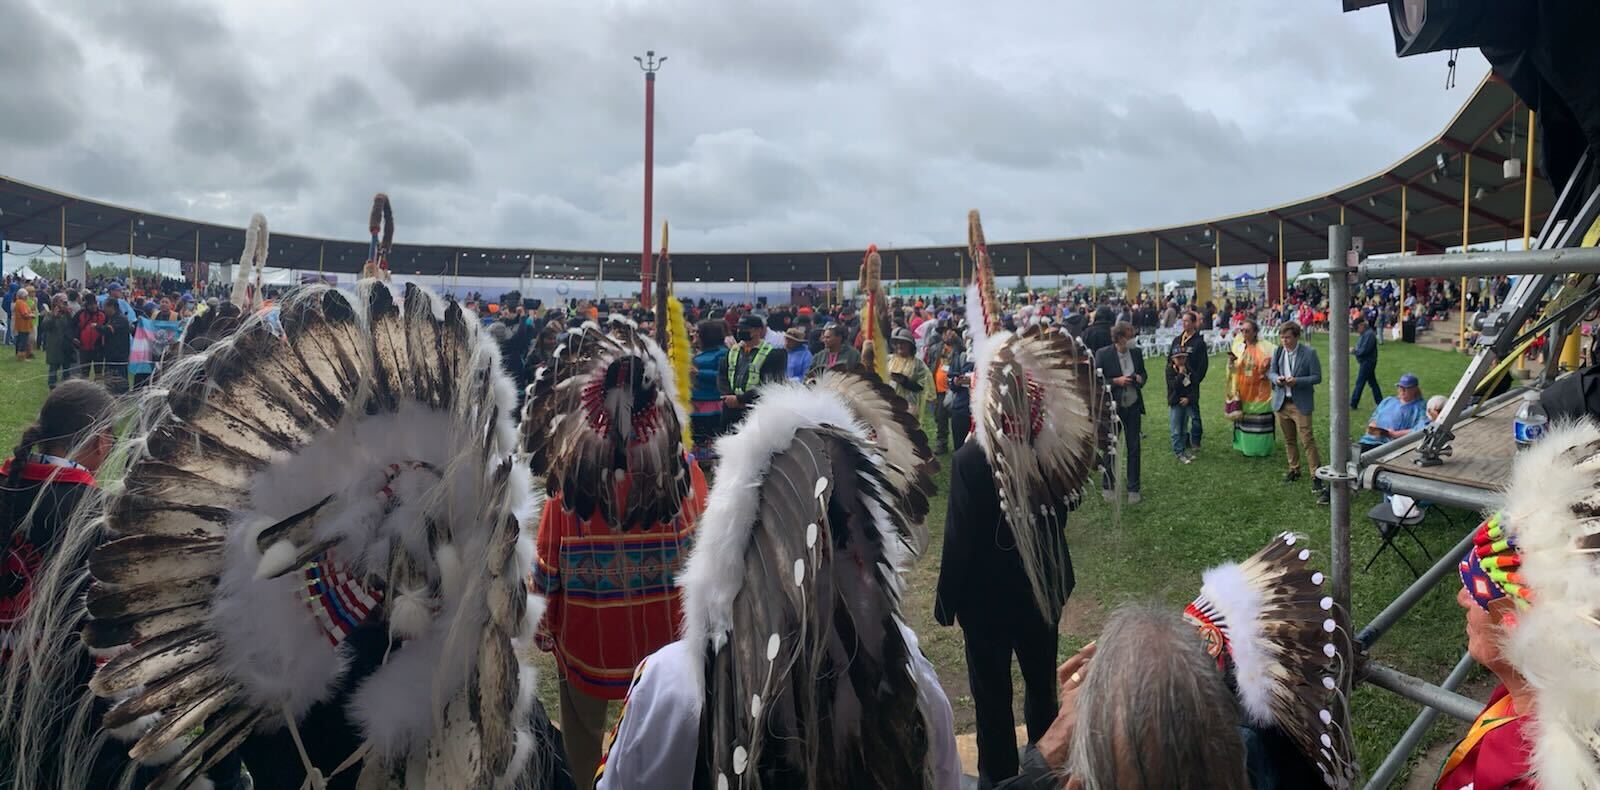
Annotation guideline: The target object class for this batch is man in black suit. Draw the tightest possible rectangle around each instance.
[1168,310,1209,452]
[935,441,1072,787]
[1095,321,1146,504]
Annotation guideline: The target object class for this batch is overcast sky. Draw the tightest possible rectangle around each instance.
[3,0,1489,256]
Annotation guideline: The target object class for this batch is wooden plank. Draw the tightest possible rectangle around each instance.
[1372,396,1520,491]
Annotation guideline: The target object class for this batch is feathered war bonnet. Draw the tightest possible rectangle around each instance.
[1488,418,1600,786]
[964,210,1117,618]
[79,282,544,787]
[675,365,939,788]
[521,313,692,531]
[1182,532,1357,788]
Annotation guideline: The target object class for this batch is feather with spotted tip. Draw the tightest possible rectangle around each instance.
[679,382,936,788]
[1183,532,1356,789]
[809,366,938,552]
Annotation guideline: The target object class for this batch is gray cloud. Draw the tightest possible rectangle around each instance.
[0,0,86,146]
[2,0,1491,259]
[384,30,538,107]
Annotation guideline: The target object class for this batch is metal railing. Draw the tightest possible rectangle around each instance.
[1315,166,1599,784]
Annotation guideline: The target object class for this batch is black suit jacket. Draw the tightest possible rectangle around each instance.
[1094,344,1147,416]
[934,443,1073,630]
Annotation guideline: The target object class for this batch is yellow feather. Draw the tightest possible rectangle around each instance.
[666,294,694,446]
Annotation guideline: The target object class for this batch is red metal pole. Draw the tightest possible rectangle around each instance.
[641,71,655,310]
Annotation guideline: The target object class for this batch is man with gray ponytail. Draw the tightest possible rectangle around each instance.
[996,605,1262,790]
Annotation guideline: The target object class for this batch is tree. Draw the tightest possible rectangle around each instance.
[1298,261,1314,277]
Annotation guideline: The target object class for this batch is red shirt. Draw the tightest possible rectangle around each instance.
[532,460,708,699]
[1434,685,1534,790]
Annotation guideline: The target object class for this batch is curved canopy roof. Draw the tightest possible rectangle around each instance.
[0,74,1549,284]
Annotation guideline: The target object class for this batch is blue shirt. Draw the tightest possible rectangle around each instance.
[1362,395,1428,446]
[786,345,813,379]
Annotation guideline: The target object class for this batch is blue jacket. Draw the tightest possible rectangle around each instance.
[1268,343,1322,415]
[690,347,727,403]
[1353,328,1378,364]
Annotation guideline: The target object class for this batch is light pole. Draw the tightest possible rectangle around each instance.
[635,50,666,309]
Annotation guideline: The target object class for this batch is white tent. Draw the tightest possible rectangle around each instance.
[15,265,41,281]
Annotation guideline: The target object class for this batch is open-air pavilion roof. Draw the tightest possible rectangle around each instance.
[0,74,1549,285]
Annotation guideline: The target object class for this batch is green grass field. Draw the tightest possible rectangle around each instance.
[0,333,1479,783]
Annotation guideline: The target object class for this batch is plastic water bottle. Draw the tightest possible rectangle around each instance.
[1514,390,1548,450]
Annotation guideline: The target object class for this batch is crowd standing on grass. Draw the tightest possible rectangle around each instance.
[2,263,1494,789]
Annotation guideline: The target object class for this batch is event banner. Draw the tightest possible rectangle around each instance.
[130,316,184,375]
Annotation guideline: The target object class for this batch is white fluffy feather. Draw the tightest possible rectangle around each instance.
[1194,560,1274,726]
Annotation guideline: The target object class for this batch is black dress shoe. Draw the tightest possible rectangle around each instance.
[1283,469,1301,483]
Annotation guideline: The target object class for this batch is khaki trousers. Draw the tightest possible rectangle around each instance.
[1277,401,1321,474]
[559,678,612,790]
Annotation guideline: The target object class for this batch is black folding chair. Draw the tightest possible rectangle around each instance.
[1364,497,1457,578]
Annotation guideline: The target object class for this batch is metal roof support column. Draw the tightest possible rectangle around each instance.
[128,220,135,283]
[825,254,831,287]
[193,229,200,289]
[745,257,751,304]
[59,204,66,273]
[1277,218,1285,304]
[453,251,460,292]
[959,249,965,291]
[1154,237,1161,296]
[1523,110,1537,250]
[1399,186,1407,321]
[1460,155,1471,347]
[1125,265,1140,304]
[318,243,325,276]
[1026,247,1032,302]
[1195,233,1213,308]
[1090,242,1097,302]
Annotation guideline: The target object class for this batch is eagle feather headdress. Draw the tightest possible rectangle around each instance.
[74,283,542,788]
[678,377,939,787]
[1493,418,1600,787]
[1184,532,1357,788]
[521,318,691,530]
[965,210,1117,617]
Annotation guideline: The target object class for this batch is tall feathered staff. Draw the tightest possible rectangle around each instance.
[965,210,1118,619]
[858,245,890,380]
[652,222,694,448]
[1184,532,1357,788]
[230,213,268,313]
[363,193,394,282]
[71,284,542,788]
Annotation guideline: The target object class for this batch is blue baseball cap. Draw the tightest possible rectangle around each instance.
[1397,373,1419,388]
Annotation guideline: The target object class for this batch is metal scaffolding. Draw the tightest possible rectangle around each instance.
[1315,156,1600,786]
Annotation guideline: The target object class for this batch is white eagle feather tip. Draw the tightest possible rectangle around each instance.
[1195,560,1275,726]
[255,539,299,580]
[679,382,896,649]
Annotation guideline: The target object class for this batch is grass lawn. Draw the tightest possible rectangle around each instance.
[0,333,1480,783]
[896,332,1481,785]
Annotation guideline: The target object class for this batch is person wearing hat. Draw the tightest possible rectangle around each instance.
[1360,373,1428,448]
[782,326,812,380]
[888,326,933,415]
[807,323,862,377]
[101,282,136,326]
[718,313,787,427]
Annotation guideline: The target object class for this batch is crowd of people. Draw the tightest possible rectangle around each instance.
[1,254,1550,790]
